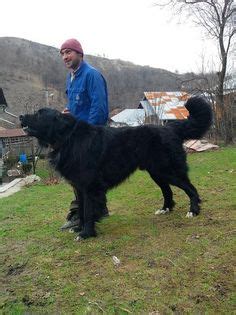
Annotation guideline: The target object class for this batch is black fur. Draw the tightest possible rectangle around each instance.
[20,96,212,239]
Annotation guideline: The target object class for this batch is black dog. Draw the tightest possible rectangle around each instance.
[20,96,212,240]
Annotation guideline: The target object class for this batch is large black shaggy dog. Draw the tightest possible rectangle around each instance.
[20,97,212,240]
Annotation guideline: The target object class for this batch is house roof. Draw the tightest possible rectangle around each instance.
[0,128,27,138]
[109,108,124,118]
[111,109,146,126]
[142,91,190,120]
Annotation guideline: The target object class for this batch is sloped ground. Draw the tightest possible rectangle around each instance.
[0,147,235,314]
[0,175,40,198]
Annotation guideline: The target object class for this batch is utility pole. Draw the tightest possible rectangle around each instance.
[42,88,54,106]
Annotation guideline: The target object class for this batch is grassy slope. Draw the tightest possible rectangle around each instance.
[0,147,235,314]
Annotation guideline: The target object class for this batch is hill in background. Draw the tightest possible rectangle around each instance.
[0,37,193,125]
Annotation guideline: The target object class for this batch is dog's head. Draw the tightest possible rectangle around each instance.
[20,108,76,147]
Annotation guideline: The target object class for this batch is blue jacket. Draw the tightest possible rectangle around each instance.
[65,61,109,125]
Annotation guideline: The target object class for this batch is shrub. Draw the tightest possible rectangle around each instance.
[4,155,18,169]
[22,163,32,175]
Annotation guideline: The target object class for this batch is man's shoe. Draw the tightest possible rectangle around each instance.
[60,219,80,230]
[61,199,80,230]
[61,205,109,231]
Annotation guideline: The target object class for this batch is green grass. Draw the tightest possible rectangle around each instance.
[0,147,235,314]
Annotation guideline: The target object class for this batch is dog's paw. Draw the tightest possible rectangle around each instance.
[69,226,83,233]
[77,229,97,240]
[74,235,84,242]
[186,212,195,218]
[155,208,170,215]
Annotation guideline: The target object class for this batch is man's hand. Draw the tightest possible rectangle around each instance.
[62,108,70,114]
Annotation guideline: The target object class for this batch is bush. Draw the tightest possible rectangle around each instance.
[22,163,32,175]
[4,155,18,169]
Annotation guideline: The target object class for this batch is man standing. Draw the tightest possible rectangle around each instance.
[60,38,109,231]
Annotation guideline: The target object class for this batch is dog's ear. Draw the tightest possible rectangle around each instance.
[57,111,74,125]
[53,112,75,137]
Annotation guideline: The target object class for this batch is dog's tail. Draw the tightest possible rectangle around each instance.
[169,96,213,141]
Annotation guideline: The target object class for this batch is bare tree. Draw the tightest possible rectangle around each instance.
[155,0,236,143]
[178,54,221,141]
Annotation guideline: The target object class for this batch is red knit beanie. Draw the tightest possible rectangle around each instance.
[60,39,84,55]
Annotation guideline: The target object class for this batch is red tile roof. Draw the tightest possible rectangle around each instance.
[0,128,27,138]
[143,91,190,120]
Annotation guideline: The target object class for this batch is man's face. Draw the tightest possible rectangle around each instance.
[60,49,82,70]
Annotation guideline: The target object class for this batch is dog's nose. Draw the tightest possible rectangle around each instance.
[19,115,23,121]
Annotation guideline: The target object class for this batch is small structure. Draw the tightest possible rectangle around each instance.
[0,87,17,126]
[0,128,33,182]
[184,139,219,152]
[0,88,34,182]
[139,91,190,125]
[0,128,31,156]
[110,109,146,127]
[110,91,191,127]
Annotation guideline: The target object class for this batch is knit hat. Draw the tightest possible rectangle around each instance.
[60,39,84,55]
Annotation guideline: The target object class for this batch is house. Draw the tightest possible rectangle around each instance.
[110,91,191,127]
[139,91,190,125]
[0,128,32,158]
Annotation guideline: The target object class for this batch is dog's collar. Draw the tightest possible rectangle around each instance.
[51,121,78,151]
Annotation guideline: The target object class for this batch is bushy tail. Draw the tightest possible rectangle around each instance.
[170,96,213,140]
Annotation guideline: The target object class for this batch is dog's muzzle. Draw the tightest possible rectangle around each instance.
[19,115,25,126]
[19,115,29,132]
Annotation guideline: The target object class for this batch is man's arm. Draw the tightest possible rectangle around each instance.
[87,70,108,125]
[62,77,71,114]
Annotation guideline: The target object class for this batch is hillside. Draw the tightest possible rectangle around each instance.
[0,37,186,125]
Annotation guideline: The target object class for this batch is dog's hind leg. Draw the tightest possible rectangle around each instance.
[167,175,201,217]
[148,172,175,215]
[184,180,201,218]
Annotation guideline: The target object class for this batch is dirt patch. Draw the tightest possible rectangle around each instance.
[22,291,52,307]
[214,282,229,297]
[6,261,28,276]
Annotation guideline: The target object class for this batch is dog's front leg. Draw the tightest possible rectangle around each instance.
[75,191,97,241]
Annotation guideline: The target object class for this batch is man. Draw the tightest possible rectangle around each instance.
[60,38,109,231]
